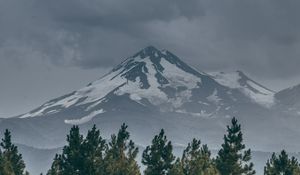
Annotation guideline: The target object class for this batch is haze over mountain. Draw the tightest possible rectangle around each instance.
[1,46,300,174]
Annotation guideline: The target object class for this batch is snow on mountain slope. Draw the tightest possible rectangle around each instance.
[276,84,300,105]
[19,46,207,119]
[19,46,277,124]
[64,109,105,125]
[275,84,300,115]
[210,71,276,108]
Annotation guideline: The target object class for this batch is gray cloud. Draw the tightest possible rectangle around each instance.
[1,0,300,79]
[2,0,300,117]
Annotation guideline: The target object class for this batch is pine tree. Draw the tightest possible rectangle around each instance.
[0,149,5,174]
[48,125,108,175]
[0,150,15,175]
[47,154,63,175]
[1,129,26,175]
[264,150,300,175]
[182,139,219,175]
[142,129,175,175]
[104,123,140,175]
[81,125,106,175]
[216,117,255,175]
[168,158,184,175]
[60,126,84,175]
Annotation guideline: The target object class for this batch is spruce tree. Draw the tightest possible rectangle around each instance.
[216,117,255,175]
[48,125,108,175]
[264,150,300,175]
[60,126,84,175]
[1,129,26,175]
[182,139,219,175]
[81,125,106,175]
[0,149,14,175]
[47,154,63,175]
[169,158,184,175]
[142,129,175,175]
[0,149,5,174]
[104,123,140,175]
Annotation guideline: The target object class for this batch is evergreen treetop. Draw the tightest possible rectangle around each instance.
[182,138,219,175]
[104,123,140,175]
[142,129,175,175]
[264,150,300,175]
[216,117,255,175]
[1,129,26,175]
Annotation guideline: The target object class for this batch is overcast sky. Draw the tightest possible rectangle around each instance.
[1,0,300,117]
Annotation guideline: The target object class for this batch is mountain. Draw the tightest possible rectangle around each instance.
[19,46,273,122]
[2,45,300,174]
[1,46,300,159]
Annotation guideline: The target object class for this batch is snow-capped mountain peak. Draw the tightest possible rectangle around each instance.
[19,46,206,119]
[19,46,277,123]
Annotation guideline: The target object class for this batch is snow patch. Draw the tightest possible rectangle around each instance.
[225,106,231,110]
[242,81,275,108]
[210,72,241,89]
[130,94,142,101]
[64,109,105,125]
[198,101,210,105]
[160,58,201,88]
[207,89,221,104]
[115,58,168,106]
[175,109,212,118]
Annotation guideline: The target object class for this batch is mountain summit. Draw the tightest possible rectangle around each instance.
[19,46,274,124]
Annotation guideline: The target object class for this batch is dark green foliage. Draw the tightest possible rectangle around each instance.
[48,124,140,175]
[0,150,15,175]
[168,158,184,175]
[142,129,175,175]
[60,126,84,175]
[15,120,300,175]
[0,129,26,175]
[47,125,107,175]
[216,117,255,175]
[182,139,219,175]
[264,150,300,175]
[81,125,106,175]
[103,123,140,175]
[47,154,63,175]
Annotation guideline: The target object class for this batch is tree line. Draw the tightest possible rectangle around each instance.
[1,118,300,175]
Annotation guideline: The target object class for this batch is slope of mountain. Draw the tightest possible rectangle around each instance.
[0,46,299,153]
[275,84,300,115]
[210,71,275,108]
